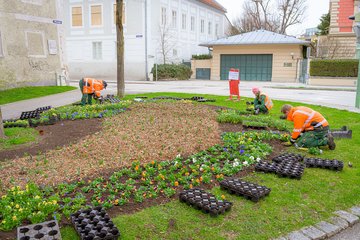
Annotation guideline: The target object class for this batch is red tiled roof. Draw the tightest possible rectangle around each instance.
[198,0,227,13]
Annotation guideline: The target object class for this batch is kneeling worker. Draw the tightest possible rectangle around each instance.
[281,104,336,150]
[251,87,273,114]
[79,78,107,105]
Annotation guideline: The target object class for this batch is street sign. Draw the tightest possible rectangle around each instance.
[53,20,62,24]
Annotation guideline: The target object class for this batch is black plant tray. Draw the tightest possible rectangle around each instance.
[272,152,304,163]
[104,95,121,103]
[220,178,271,202]
[179,188,232,217]
[36,106,52,113]
[17,220,61,240]
[152,96,183,101]
[304,158,344,171]
[276,161,305,179]
[71,206,120,240]
[20,110,40,120]
[255,161,279,173]
[242,124,267,130]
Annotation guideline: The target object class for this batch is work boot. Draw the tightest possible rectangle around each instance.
[327,133,336,150]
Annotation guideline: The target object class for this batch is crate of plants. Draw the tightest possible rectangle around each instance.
[20,110,40,120]
[255,161,279,173]
[276,160,305,179]
[17,220,62,240]
[36,106,52,113]
[331,126,352,139]
[220,178,271,202]
[272,152,304,163]
[103,95,121,104]
[304,157,344,171]
[179,188,232,217]
[3,119,29,128]
[71,206,120,240]
[242,120,268,129]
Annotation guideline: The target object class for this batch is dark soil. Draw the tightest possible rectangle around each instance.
[0,119,103,161]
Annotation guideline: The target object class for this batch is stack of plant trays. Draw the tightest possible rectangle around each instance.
[304,158,344,171]
[36,106,52,113]
[71,206,120,240]
[17,220,61,240]
[104,95,121,103]
[179,188,232,217]
[20,110,40,120]
[276,160,305,179]
[272,152,304,163]
[255,161,279,173]
[220,178,271,202]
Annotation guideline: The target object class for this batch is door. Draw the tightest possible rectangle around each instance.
[196,68,211,80]
[220,54,273,81]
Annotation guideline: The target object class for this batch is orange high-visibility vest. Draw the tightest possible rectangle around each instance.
[260,92,273,110]
[82,78,105,97]
[287,106,329,139]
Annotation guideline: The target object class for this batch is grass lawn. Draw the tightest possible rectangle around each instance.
[0,127,38,150]
[0,86,77,105]
[59,92,360,239]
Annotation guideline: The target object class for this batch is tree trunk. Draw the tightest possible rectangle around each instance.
[0,108,5,139]
[116,0,125,98]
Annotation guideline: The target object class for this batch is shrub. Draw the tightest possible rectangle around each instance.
[151,64,192,80]
[310,59,358,77]
[192,54,212,60]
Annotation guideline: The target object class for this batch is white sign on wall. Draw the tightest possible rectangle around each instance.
[48,40,57,55]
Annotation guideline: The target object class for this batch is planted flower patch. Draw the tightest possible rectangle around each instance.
[242,120,268,129]
[17,220,61,240]
[179,188,232,217]
[272,152,304,163]
[276,161,305,180]
[3,119,29,128]
[220,178,271,202]
[71,206,120,240]
[304,158,344,171]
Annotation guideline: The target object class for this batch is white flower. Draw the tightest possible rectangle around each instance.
[200,168,204,172]
[234,158,239,162]
[174,161,178,166]
[243,161,249,166]
[256,157,261,162]
[176,154,181,158]
[249,156,255,161]
[192,157,197,163]
[233,161,239,167]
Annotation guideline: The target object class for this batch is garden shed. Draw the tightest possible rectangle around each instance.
[192,30,310,82]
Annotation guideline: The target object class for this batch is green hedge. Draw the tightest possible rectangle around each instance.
[151,64,192,80]
[191,54,212,60]
[310,59,358,77]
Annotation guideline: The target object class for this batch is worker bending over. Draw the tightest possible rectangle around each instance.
[251,87,273,114]
[79,78,107,105]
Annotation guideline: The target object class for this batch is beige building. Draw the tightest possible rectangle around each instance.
[192,30,310,83]
[0,0,64,90]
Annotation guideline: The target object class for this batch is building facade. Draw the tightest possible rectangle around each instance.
[0,0,63,89]
[64,0,230,81]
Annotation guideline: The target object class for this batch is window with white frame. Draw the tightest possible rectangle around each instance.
[113,3,126,25]
[208,22,212,35]
[172,10,177,28]
[161,7,167,25]
[190,16,195,31]
[0,31,3,57]
[71,6,83,27]
[181,13,186,30]
[200,19,204,33]
[92,42,102,60]
[91,4,102,26]
[215,23,219,37]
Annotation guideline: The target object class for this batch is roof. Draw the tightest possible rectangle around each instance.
[198,0,227,13]
[200,30,310,47]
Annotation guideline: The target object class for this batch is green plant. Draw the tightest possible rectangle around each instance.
[151,64,192,80]
[191,54,212,60]
[217,110,243,124]
[310,59,358,77]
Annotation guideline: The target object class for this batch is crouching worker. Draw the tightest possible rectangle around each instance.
[251,87,273,114]
[281,104,336,150]
[79,78,108,105]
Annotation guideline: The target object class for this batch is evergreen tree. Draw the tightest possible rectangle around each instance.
[317,12,330,35]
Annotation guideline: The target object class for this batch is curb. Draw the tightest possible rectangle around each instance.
[274,206,360,239]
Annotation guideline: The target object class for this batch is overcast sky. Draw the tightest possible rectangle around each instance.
[217,0,330,36]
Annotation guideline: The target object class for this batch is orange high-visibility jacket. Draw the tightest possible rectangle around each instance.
[287,106,329,139]
[260,92,273,110]
[82,78,105,97]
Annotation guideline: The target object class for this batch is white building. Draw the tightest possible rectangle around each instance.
[63,0,230,80]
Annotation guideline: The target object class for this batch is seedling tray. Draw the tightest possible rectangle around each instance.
[304,158,344,171]
[36,106,52,113]
[17,220,61,240]
[104,95,121,103]
[242,121,267,129]
[20,110,40,120]
[179,188,232,217]
[255,161,279,173]
[272,152,304,163]
[276,160,305,179]
[71,206,120,240]
[220,178,271,202]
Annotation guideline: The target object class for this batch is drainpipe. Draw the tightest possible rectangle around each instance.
[144,0,149,81]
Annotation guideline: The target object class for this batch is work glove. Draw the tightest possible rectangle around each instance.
[279,115,286,120]
[254,109,260,115]
[290,138,296,144]
[246,101,254,105]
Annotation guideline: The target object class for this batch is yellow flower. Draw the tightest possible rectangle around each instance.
[34,195,40,199]
[221,195,226,200]
[19,208,23,212]
[18,191,24,195]
[12,216,17,221]
[2,220,6,224]
[15,204,19,209]
[11,187,15,191]
[114,199,119,205]
[1,195,7,199]
[52,200,57,205]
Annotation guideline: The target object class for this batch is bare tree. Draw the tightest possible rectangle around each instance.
[158,24,177,64]
[0,108,5,139]
[116,0,125,98]
[228,0,306,35]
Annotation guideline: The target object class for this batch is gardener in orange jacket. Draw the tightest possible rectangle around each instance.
[251,87,273,114]
[79,78,107,105]
[281,104,335,150]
